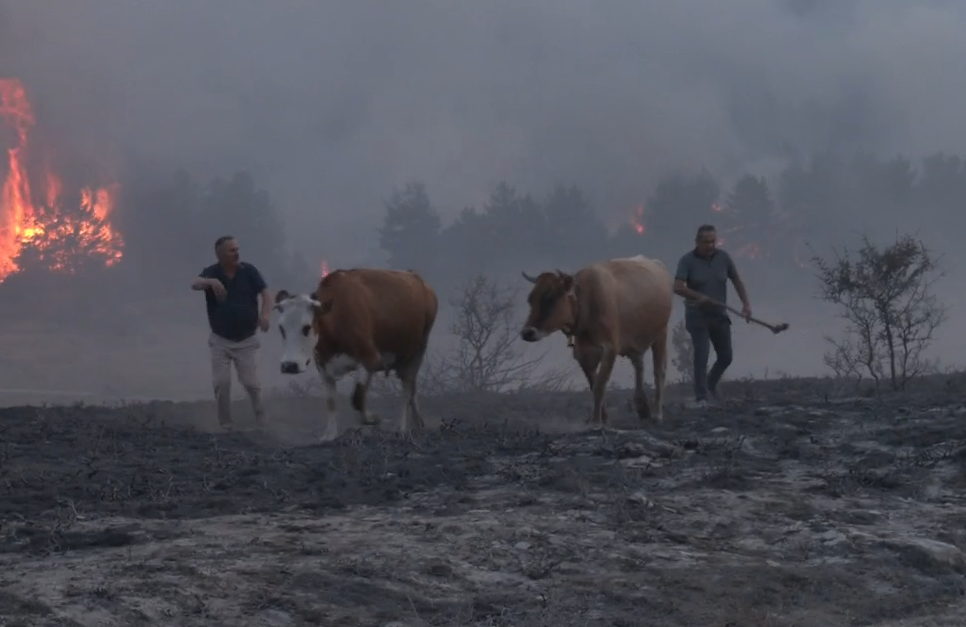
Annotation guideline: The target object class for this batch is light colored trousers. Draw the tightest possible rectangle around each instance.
[208,332,265,427]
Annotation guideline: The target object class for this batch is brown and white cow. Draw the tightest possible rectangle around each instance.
[520,254,673,426]
[274,268,438,441]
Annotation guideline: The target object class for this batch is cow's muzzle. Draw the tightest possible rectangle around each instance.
[280,361,301,375]
[520,327,538,342]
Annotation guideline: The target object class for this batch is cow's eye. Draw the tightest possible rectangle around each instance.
[301,325,311,337]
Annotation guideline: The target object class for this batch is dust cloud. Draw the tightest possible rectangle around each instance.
[1,0,965,400]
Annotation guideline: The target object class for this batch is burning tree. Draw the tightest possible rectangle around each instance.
[811,233,947,391]
[0,77,123,283]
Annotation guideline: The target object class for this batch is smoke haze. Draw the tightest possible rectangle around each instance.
[2,0,964,401]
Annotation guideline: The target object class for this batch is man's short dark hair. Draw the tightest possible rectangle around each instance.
[695,224,716,240]
[214,235,235,252]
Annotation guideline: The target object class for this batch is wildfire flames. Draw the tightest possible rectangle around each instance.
[627,200,806,267]
[631,205,646,235]
[0,77,123,283]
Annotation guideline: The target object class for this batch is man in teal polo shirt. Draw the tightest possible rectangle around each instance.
[673,224,752,407]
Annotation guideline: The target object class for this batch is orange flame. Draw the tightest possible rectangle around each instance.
[0,77,123,282]
[320,259,329,278]
[630,205,646,235]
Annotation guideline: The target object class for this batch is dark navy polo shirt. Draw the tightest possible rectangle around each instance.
[199,262,268,342]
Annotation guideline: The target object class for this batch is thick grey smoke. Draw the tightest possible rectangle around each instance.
[5,0,966,259]
[2,0,965,399]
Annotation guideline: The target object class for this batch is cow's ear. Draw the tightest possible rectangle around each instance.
[313,299,334,316]
[274,289,291,305]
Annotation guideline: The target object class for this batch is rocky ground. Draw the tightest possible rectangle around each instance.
[1,375,966,626]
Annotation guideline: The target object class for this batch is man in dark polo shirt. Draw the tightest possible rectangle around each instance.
[673,224,752,407]
[190,235,273,430]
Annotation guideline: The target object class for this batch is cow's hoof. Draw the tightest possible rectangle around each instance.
[360,412,381,425]
[632,394,650,418]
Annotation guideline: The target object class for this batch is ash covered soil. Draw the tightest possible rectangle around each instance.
[2,378,966,627]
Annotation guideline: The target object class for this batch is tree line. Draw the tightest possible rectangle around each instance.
[377,150,964,293]
[3,149,961,320]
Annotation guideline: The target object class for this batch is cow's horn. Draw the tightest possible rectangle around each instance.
[521,271,538,284]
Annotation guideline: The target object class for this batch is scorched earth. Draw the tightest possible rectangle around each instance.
[1,376,966,627]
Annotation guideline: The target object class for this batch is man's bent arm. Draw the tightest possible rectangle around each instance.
[673,256,707,302]
[673,279,708,302]
[191,277,213,291]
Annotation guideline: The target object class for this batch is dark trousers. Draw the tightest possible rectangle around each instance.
[687,315,733,401]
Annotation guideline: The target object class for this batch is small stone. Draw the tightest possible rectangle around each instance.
[754,406,783,417]
[890,537,966,569]
[514,541,531,550]
[626,491,653,507]
[818,530,848,546]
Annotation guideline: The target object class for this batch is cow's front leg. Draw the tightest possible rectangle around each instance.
[350,347,386,426]
[320,370,339,442]
[318,354,359,441]
[351,369,380,425]
[575,344,610,425]
[591,344,617,427]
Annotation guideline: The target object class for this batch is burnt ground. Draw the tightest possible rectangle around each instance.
[1,376,966,626]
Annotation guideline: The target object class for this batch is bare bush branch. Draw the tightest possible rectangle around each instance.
[429,274,574,394]
[811,232,947,391]
[670,317,693,385]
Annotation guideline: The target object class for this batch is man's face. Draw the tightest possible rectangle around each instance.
[217,239,240,266]
[695,230,717,257]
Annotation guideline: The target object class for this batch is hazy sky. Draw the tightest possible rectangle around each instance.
[4,0,966,265]
[3,0,966,400]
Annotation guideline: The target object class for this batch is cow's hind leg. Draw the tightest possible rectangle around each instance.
[395,346,429,434]
[651,328,668,423]
[628,352,651,421]
[406,348,428,430]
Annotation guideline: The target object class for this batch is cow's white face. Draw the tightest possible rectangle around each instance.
[274,291,332,374]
